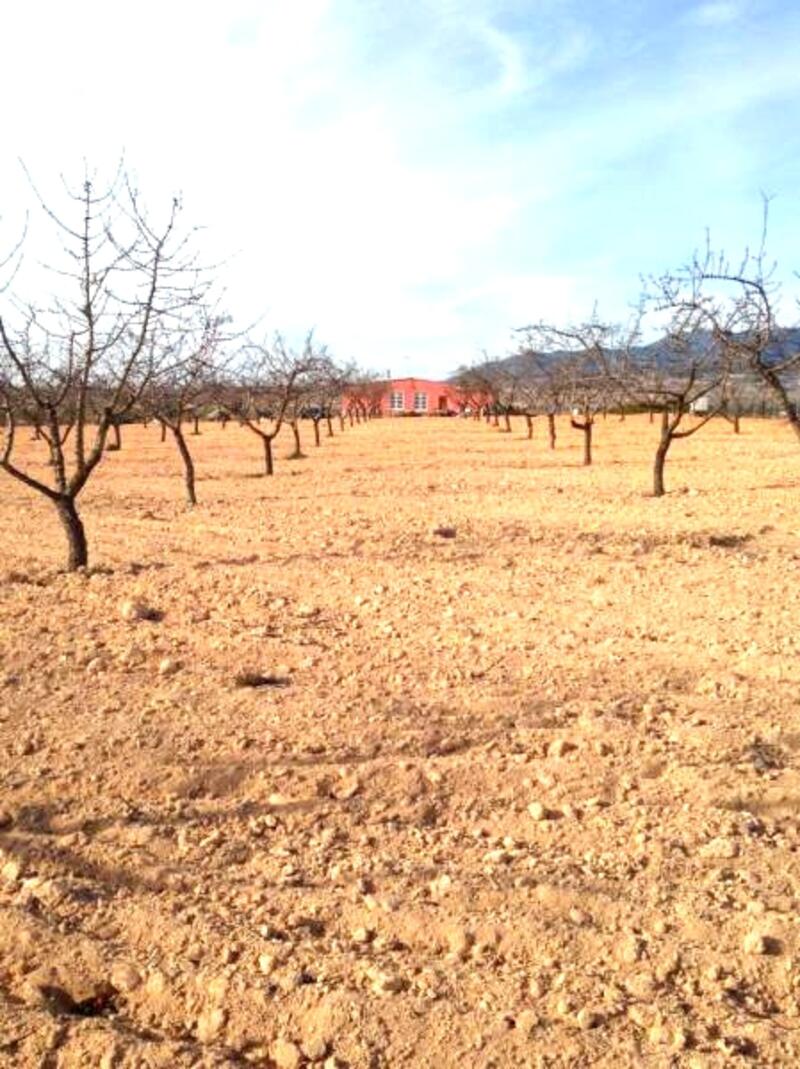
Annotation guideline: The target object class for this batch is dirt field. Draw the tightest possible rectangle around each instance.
[2,414,800,1068]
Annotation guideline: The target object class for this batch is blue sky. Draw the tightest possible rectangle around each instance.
[1,0,799,376]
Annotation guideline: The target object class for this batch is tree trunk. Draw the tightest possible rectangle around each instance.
[339,414,345,432]
[313,419,321,447]
[525,413,533,439]
[571,417,592,465]
[492,411,499,428]
[192,414,200,435]
[348,411,354,427]
[171,425,197,506]
[289,421,304,458]
[221,415,228,430]
[55,495,88,571]
[757,365,800,444]
[263,435,274,476]
[653,443,670,496]
[653,409,671,497]
[649,408,655,423]
[160,421,167,443]
[547,412,556,449]
[503,411,512,433]
[327,416,334,437]
[106,421,121,451]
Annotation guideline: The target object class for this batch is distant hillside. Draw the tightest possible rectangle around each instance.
[453,327,800,381]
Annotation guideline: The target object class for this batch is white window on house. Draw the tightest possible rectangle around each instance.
[390,392,404,412]
[413,392,428,412]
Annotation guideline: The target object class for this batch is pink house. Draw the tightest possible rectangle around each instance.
[378,377,464,416]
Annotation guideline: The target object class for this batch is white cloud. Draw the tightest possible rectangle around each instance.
[686,2,743,26]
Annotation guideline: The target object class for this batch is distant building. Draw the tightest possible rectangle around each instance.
[384,377,464,415]
[347,377,466,416]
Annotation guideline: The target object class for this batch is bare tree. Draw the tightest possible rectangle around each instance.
[518,317,631,465]
[658,205,800,442]
[508,338,571,447]
[490,361,519,432]
[452,362,501,423]
[615,313,727,496]
[145,314,225,505]
[304,356,350,444]
[345,374,386,422]
[0,164,212,570]
[221,332,323,475]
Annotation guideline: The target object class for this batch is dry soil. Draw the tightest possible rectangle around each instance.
[1,414,800,1068]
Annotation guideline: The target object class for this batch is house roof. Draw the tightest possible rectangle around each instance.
[385,377,458,389]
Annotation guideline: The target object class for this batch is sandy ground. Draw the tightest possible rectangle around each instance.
[2,413,800,1068]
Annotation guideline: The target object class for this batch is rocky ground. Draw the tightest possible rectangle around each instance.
[1,414,800,1067]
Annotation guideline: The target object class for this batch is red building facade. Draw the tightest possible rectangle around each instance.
[377,377,464,416]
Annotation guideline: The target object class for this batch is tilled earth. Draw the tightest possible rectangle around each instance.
[2,414,800,1067]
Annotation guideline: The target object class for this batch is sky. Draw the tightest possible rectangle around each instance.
[1,0,800,377]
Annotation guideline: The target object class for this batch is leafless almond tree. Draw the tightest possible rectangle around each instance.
[220,332,324,475]
[305,356,351,443]
[0,164,213,570]
[518,317,631,465]
[145,313,226,505]
[345,374,386,422]
[452,363,500,423]
[613,310,727,496]
[509,337,571,447]
[657,205,800,443]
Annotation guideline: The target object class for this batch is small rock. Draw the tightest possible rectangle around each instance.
[429,873,453,896]
[334,776,361,801]
[258,953,276,975]
[272,1038,302,1069]
[119,599,156,622]
[742,931,769,955]
[442,924,473,959]
[1,858,22,883]
[671,1027,691,1051]
[433,526,457,539]
[617,935,644,964]
[548,739,574,758]
[110,961,142,993]
[699,837,739,860]
[648,1023,670,1046]
[576,1007,603,1030]
[528,802,549,822]
[158,657,179,677]
[515,1008,539,1034]
[196,1006,226,1043]
[302,1037,329,1061]
[370,969,407,995]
